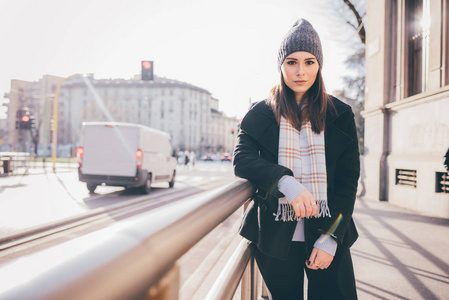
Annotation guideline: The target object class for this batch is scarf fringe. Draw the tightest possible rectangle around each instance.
[273,200,331,222]
[318,199,331,218]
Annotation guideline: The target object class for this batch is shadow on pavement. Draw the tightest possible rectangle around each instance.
[356,198,449,227]
[354,197,449,299]
[0,183,27,193]
[356,279,410,300]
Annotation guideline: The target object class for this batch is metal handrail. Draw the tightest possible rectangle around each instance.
[0,179,255,300]
[205,239,253,300]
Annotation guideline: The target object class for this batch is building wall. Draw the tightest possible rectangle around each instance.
[56,76,235,156]
[5,75,236,157]
[209,110,238,154]
[5,75,64,154]
[364,0,449,218]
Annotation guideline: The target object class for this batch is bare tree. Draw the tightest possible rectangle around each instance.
[342,0,366,44]
[320,0,367,153]
[31,120,41,156]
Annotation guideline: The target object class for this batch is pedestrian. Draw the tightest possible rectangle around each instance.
[233,19,360,300]
[184,150,190,169]
[190,151,196,168]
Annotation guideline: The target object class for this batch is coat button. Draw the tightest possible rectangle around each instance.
[261,204,267,211]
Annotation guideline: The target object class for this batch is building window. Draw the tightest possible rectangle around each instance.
[404,0,430,97]
[445,0,449,86]
[387,0,398,103]
[435,172,449,193]
[395,169,417,188]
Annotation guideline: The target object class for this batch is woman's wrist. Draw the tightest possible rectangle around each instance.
[277,175,307,203]
[314,234,338,256]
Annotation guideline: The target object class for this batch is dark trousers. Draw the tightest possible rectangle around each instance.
[253,242,357,300]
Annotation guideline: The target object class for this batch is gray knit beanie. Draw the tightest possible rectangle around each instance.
[277,19,323,70]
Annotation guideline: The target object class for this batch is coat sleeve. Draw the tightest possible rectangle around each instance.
[320,110,360,245]
[233,117,293,195]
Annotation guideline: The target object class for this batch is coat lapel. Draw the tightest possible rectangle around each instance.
[324,124,352,167]
[240,101,280,157]
[324,99,353,167]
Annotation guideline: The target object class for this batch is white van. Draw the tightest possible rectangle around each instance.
[77,122,177,194]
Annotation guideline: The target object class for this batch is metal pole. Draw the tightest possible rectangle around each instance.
[42,78,48,163]
[205,239,253,300]
[0,179,255,300]
[250,258,259,300]
[52,74,80,171]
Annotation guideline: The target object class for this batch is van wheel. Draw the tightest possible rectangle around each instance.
[169,170,176,188]
[87,183,97,194]
[141,175,152,194]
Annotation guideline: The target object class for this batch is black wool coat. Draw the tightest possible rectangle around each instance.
[233,96,360,260]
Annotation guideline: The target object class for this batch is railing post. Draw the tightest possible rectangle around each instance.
[241,201,251,300]
[250,257,259,300]
[241,261,251,300]
[261,280,269,299]
[147,263,180,300]
[241,257,260,300]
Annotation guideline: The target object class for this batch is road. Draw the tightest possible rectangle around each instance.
[0,161,235,238]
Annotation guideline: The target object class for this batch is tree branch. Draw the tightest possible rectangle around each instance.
[343,0,366,44]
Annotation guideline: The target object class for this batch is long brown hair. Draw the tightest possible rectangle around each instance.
[268,69,332,134]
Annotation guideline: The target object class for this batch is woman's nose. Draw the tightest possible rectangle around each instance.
[297,63,305,76]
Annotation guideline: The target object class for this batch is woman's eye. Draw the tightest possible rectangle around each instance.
[287,61,296,65]
[306,61,315,65]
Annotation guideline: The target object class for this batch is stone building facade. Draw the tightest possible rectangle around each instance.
[364,0,449,218]
[6,75,63,154]
[5,74,237,157]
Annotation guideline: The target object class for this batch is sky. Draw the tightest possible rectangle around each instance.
[0,0,358,119]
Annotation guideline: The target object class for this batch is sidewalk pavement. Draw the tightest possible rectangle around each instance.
[352,197,449,300]
[181,197,449,300]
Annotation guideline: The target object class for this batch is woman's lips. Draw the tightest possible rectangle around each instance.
[294,80,307,85]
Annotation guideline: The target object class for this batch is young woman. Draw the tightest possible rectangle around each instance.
[233,19,360,300]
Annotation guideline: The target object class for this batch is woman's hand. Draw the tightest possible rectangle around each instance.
[306,247,334,270]
[291,189,317,218]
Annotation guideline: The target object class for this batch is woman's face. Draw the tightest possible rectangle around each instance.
[281,51,319,101]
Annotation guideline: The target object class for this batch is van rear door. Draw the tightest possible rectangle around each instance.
[82,125,138,177]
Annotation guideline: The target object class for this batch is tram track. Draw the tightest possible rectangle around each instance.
[0,177,234,261]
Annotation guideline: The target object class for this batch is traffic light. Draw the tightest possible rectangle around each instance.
[21,115,31,129]
[141,60,154,81]
[231,128,235,134]
[16,108,31,129]
[29,115,36,129]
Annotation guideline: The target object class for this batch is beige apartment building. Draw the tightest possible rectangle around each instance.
[209,97,238,154]
[5,74,237,157]
[6,75,63,153]
[364,0,449,218]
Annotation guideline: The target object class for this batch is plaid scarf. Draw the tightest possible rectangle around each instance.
[274,117,330,221]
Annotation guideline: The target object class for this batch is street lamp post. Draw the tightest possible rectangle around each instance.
[52,74,81,172]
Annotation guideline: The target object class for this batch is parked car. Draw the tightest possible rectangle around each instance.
[202,154,215,161]
[77,122,177,194]
[221,153,232,161]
